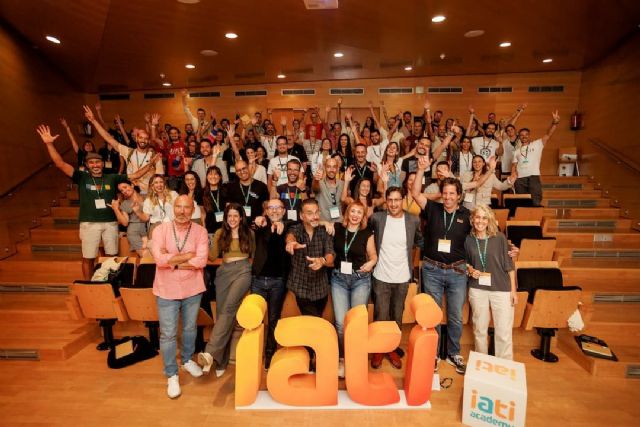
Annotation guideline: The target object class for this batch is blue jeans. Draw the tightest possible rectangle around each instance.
[157,293,203,377]
[251,276,286,358]
[421,261,468,357]
[331,270,372,356]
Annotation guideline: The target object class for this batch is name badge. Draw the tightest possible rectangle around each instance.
[105,161,113,169]
[422,176,426,185]
[522,158,529,164]
[215,211,224,222]
[230,166,236,173]
[90,185,97,191]
[479,273,492,287]
[244,206,252,217]
[340,261,353,275]
[438,239,451,253]
[329,206,340,219]
[95,199,107,209]
[287,209,298,221]
[464,192,474,203]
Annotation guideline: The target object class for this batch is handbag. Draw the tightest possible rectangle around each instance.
[107,336,158,369]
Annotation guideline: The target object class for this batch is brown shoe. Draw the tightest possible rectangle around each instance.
[371,353,384,369]
[387,351,402,369]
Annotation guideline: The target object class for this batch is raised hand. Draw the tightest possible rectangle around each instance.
[368,100,373,108]
[337,97,343,105]
[181,89,188,97]
[110,199,120,211]
[151,113,160,126]
[250,117,257,126]
[114,114,123,125]
[468,105,475,115]
[379,162,390,183]
[325,105,332,113]
[212,144,221,159]
[95,102,102,111]
[280,116,287,127]
[417,155,431,171]
[144,113,151,123]
[83,105,95,122]
[60,118,69,128]
[313,167,324,182]
[552,110,560,123]
[296,172,306,190]
[424,100,431,110]
[36,125,59,145]
[344,166,354,182]
[451,124,461,135]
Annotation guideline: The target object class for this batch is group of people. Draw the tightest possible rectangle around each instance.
[37,95,560,398]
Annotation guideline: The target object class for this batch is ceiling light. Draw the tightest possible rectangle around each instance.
[334,52,344,58]
[185,64,195,69]
[200,49,218,56]
[45,35,61,44]
[464,30,485,38]
[499,41,512,48]
[162,82,172,87]
[404,66,413,71]
[225,32,238,39]
[159,73,165,78]
[177,0,200,4]
[277,74,286,79]
[542,58,553,63]
[440,53,446,60]
[431,15,446,23]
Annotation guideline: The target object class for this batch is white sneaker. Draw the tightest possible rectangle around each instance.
[337,358,345,379]
[215,368,226,378]
[197,352,214,374]
[167,374,181,399]
[182,360,203,378]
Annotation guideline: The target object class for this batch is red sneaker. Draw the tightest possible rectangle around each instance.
[387,351,402,369]
[371,353,384,369]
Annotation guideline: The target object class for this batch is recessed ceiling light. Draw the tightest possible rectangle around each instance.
[464,30,485,38]
[159,73,165,78]
[177,0,200,4]
[499,41,512,48]
[162,82,172,87]
[542,58,553,63]
[45,35,61,44]
[431,15,446,23]
[200,49,218,56]
[185,64,195,69]
[277,74,286,79]
[334,52,344,58]
[440,53,446,60]
[225,32,238,39]
[404,66,413,71]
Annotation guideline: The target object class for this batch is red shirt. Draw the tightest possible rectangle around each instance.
[163,140,186,176]
[305,123,323,139]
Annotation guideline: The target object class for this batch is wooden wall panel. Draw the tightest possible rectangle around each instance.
[0,26,85,195]
[576,34,640,221]
[85,71,580,175]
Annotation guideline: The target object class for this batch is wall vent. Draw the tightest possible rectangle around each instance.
[282,89,316,96]
[528,85,564,93]
[379,87,414,94]
[593,294,640,303]
[189,91,221,98]
[427,87,463,94]
[329,88,364,95]
[143,93,175,100]
[235,90,267,97]
[98,93,130,101]
[478,86,513,93]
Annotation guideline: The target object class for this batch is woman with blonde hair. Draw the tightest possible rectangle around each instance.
[465,204,517,360]
[330,200,377,378]
[143,174,179,239]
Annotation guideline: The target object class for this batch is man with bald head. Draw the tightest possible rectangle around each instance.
[226,159,269,225]
[150,195,210,399]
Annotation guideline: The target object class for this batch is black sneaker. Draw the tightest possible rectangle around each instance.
[264,355,273,371]
[446,354,466,375]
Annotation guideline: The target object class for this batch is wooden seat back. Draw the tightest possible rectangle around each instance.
[69,282,128,321]
[514,207,545,222]
[522,289,582,330]
[518,239,556,261]
[493,209,509,232]
[119,288,158,322]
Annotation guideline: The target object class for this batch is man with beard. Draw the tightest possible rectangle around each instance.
[37,124,158,280]
[84,107,163,195]
[472,122,504,162]
[191,138,229,186]
[348,143,378,195]
[271,159,307,222]
[163,126,187,191]
[312,157,344,222]
[181,89,212,141]
[227,159,269,225]
[267,136,300,189]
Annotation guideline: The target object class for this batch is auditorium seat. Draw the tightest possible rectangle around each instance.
[503,194,534,218]
[506,220,544,247]
[513,207,545,222]
[516,261,582,363]
[493,208,509,233]
[518,239,557,261]
[119,287,160,349]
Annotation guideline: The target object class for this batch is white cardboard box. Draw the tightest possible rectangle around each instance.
[462,351,527,427]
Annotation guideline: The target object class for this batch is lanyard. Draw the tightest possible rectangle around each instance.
[442,209,456,239]
[462,152,471,170]
[520,144,530,159]
[287,186,299,210]
[158,197,167,219]
[209,189,220,212]
[355,163,367,178]
[91,176,104,199]
[344,227,359,261]
[135,150,150,168]
[240,182,252,206]
[474,236,488,272]
[172,221,192,253]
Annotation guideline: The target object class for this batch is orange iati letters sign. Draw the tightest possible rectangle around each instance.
[235,293,442,407]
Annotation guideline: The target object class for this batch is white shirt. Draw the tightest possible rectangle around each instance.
[303,139,321,161]
[501,138,518,173]
[513,139,544,178]
[458,151,474,176]
[116,146,164,194]
[260,135,279,159]
[143,191,178,224]
[373,216,411,283]
[472,136,499,161]
[366,139,389,166]
[252,164,268,185]
[267,155,299,186]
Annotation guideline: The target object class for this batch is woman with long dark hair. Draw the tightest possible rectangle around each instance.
[335,133,353,172]
[178,171,205,225]
[341,168,384,218]
[198,203,254,377]
[202,166,228,235]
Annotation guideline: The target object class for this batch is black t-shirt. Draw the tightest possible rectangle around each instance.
[288,144,308,163]
[333,223,373,271]
[227,179,269,224]
[203,186,228,234]
[275,184,307,219]
[421,200,470,264]
[254,221,290,278]
[222,148,247,182]
[349,162,375,195]
[99,147,121,174]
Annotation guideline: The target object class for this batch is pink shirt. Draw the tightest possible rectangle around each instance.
[151,221,209,300]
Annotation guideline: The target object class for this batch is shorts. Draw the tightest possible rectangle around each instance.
[79,221,119,259]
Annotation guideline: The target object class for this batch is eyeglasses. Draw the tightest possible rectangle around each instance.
[267,205,283,210]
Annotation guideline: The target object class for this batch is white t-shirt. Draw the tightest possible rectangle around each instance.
[501,138,518,173]
[117,146,164,194]
[458,151,474,176]
[472,137,499,161]
[512,139,544,178]
[252,164,268,185]
[366,140,389,166]
[373,216,411,283]
[303,139,321,161]
[143,191,179,224]
[267,155,299,186]
[260,135,279,159]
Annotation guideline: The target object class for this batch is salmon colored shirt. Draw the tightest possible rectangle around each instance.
[151,221,209,300]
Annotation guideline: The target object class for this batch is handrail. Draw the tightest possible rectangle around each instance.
[0,147,74,199]
[588,138,640,176]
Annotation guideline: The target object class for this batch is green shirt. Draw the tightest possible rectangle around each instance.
[72,170,128,222]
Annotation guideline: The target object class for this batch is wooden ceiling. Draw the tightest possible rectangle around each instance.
[1,0,639,93]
